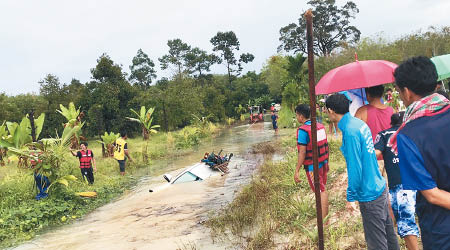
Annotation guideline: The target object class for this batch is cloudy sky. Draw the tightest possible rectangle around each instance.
[1,0,449,95]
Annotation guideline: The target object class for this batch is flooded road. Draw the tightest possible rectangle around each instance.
[15,122,284,250]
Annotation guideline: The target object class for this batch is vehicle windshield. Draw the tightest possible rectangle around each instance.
[172,171,201,184]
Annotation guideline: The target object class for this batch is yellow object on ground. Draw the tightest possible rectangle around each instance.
[75,191,97,198]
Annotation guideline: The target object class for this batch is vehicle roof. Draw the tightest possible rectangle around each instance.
[189,162,216,179]
[172,162,216,183]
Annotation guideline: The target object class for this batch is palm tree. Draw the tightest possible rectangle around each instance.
[127,106,160,140]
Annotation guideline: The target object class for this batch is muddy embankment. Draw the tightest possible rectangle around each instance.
[14,122,284,250]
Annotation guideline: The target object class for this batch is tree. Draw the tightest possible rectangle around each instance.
[39,74,68,137]
[90,53,126,82]
[184,47,220,77]
[64,78,84,105]
[80,54,137,137]
[159,39,191,77]
[278,0,361,56]
[39,74,62,99]
[210,31,255,86]
[129,49,157,88]
[261,56,290,102]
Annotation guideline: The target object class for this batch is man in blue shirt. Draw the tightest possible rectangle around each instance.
[392,56,450,250]
[325,94,399,250]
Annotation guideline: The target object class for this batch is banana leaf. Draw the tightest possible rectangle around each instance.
[35,113,45,140]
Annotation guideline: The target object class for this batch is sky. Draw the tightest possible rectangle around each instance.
[1,0,449,95]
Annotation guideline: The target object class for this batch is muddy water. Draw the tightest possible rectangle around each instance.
[15,122,284,250]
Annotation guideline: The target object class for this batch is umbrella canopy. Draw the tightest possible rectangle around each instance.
[431,54,450,81]
[315,60,398,95]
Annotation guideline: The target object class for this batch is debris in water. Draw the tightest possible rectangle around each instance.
[250,141,276,154]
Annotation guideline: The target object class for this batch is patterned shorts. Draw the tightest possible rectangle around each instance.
[388,184,420,238]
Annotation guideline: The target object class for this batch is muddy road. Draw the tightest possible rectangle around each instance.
[14,122,285,250]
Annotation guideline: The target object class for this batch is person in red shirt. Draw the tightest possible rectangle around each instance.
[355,85,394,142]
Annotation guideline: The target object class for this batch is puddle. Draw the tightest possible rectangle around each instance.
[14,122,286,250]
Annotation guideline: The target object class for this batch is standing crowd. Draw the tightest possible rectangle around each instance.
[69,130,133,186]
[294,56,449,250]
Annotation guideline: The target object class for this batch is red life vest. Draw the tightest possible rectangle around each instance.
[296,122,329,166]
[79,150,93,168]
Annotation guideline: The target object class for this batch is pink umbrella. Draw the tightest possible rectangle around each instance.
[315,59,398,95]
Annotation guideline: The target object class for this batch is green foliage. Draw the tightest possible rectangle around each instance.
[0,162,134,248]
[184,47,220,77]
[210,31,255,84]
[127,106,160,140]
[79,53,137,137]
[278,103,298,128]
[159,39,191,77]
[279,0,361,56]
[174,126,201,149]
[57,102,82,127]
[99,131,120,146]
[90,53,126,83]
[0,93,47,126]
[261,55,290,102]
[129,49,157,88]
[98,131,120,157]
[0,114,45,149]
[234,104,246,117]
[173,120,218,149]
[207,135,353,249]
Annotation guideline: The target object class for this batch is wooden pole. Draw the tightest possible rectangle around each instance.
[28,110,37,142]
[304,9,325,250]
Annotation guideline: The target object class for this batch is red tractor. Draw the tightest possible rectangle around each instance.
[249,105,264,123]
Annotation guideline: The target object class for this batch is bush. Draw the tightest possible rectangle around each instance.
[278,104,298,128]
[174,126,201,149]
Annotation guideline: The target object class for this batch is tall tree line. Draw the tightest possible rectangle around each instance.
[0,31,266,138]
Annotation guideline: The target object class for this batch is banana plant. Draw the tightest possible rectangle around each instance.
[57,102,85,149]
[56,102,81,127]
[97,131,120,157]
[0,122,7,165]
[127,106,160,140]
[7,125,80,192]
[0,114,45,149]
[235,104,247,121]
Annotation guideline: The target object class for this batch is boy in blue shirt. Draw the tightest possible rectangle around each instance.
[326,94,399,250]
[294,104,329,221]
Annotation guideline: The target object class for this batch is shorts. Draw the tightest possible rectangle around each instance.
[388,184,419,238]
[117,159,126,172]
[305,163,328,192]
[272,122,278,129]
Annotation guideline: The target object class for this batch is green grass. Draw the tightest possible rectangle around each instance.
[207,129,372,249]
[0,122,223,249]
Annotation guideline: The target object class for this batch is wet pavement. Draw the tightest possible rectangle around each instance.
[14,122,284,250]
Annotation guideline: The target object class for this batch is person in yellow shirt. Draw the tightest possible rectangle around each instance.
[114,130,133,176]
